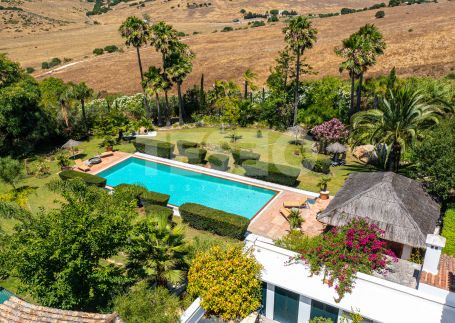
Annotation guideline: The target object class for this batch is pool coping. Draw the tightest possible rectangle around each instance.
[93,152,319,222]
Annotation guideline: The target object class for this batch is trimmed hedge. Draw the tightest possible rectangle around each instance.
[442,208,455,257]
[179,203,249,239]
[141,191,170,207]
[302,157,331,174]
[232,149,260,165]
[133,139,175,159]
[145,204,173,221]
[177,140,198,155]
[242,160,300,186]
[208,154,229,171]
[185,148,207,164]
[59,170,107,187]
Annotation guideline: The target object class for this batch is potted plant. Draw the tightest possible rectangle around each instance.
[287,208,304,231]
[101,136,116,152]
[318,175,331,200]
[56,150,71,170]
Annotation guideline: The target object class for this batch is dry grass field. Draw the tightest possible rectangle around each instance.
[1,0,454,94]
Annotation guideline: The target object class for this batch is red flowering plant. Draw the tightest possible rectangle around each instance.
[299,218,397,302]
[311,118,349,152]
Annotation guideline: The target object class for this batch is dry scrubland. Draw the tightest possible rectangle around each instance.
[1,0,454,94]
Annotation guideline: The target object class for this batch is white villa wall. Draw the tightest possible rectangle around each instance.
[246,235,455,323]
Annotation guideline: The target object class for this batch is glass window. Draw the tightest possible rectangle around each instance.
[273,286,300,323]
[261,282,267,315]
[310,300,339,322]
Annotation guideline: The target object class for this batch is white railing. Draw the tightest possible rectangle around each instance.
[180,297,206,323]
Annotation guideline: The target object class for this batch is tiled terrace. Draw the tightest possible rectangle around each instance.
[81,152,330,241]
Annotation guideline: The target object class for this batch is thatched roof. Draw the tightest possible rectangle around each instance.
[317,172,440,248]
[62,139,81,149]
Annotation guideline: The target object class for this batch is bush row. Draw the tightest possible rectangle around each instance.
[302,157,331,174]
[208,154,229,171]
[114,183,170,207]
[232,149,260,165]
[59,170,106,187]
[145,204,174,221]
[133,139,174,159]
[442,208,455,257]
[242,160,300,186]
[179,203,249,239]
[177,140,198,155]
[186,148,207,164]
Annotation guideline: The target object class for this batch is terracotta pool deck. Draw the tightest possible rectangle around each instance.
[83,152,330,241]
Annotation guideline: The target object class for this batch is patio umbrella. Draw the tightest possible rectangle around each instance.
[326,142,347,154]
[62,139,82,157]
[287,125,306,143]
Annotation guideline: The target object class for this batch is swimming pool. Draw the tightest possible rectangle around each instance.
[97,157,277,219]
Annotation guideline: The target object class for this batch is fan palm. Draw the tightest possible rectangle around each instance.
[351,86,442,172]
[166,43,194,125]
[243,68,257,99]
[70,82,93,137]
[143,66,168,126]
[283,16,317,125]
[127,215,187,287]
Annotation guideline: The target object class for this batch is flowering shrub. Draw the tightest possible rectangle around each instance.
[311,118,349,145]
[187,246,262,320]
[300,218,397,302]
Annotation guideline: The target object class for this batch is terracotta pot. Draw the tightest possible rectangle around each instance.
[320,191,330,200]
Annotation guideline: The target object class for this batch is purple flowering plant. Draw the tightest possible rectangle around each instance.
[311,118,349,144]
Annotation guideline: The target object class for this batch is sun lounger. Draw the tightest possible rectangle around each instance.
[100,151,114,158]
[283,197,308,209]
[280,207,291,218]
[75,159,90,172]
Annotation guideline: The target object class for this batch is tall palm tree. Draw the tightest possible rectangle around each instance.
[243,68,257,99]
[70,82,93,137]
[166,44,195,125]
[335,33,366,117]
[355,24,386,112]
[351,86,441,172]
[58,85,73,130]
[126,215,187,287]
[150,21,179,126]
[283,16,317,126]
[143,66,168,126]
[119,16,149,84]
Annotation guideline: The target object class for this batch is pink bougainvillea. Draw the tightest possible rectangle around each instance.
[311,118,349,144]
[299,218,397,302]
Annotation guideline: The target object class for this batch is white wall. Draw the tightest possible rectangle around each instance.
[245,235,455,323]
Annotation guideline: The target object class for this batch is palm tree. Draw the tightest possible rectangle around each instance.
[335,33,366,117]
[70,82,93,137]
[119,16,149,84]
[243,68,257,99]
[126,215,187,287]
[355,24,386,112]
[283,16,317,125]
[351,86,441,172]
[58,85,73,130]
[150,21,179,126]
[143,66,168,126]
[166,44,195,125]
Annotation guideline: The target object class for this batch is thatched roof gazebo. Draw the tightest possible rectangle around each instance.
[317,172,440,250]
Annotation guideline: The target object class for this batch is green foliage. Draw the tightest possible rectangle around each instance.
[113,283,181,323]
[180,203,249,239]
[5,179,135,310]
[41,58,61,69]
[302,156,331,174]
[59,170,107,187]
[185,147,207,164]
[409,118,455,202]
[113,183,170,207]
[250,21,266,28]
[375,10,385,18]
[176,139,199,155]
[275,231,316,252]
[287,208,304,229]
[208,153,229,171]
[126,215,187,286]
[144,204,173,220]
[0,157,23,189]
[187,245,262,320]
[93,48,104,55]
[0,53,23,88]
[25,67,35,74]
[442,209,455,257]
[310,317,334,323]
[231,149,260,165]
[242,160,301,186]
[141,190,170,207]
[221,26,233,32]
[317,175,332,191]
[104,45,119,53]
[133,139,175,158]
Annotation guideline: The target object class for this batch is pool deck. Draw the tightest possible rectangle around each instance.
[82,151,329,240]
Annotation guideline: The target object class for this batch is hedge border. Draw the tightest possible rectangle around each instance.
[59,170,106,187]
[242,160,300,186]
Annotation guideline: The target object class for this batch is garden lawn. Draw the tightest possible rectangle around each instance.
[154,127,371,193]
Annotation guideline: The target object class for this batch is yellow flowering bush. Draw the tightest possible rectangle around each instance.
[187,245,262,320]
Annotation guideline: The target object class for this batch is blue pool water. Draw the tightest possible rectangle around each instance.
[98,157,277,219]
